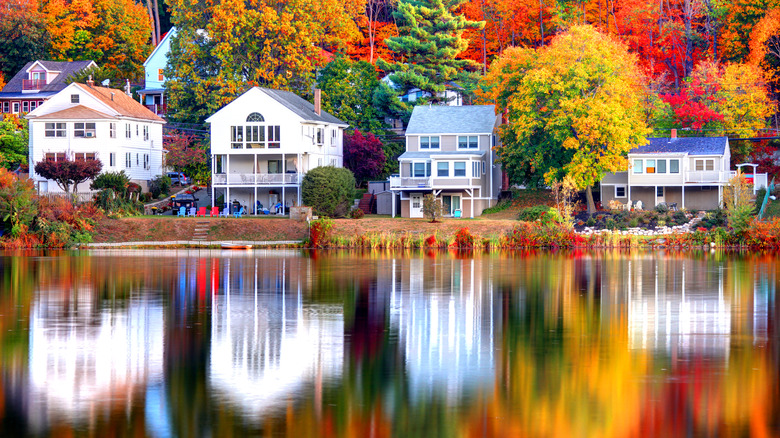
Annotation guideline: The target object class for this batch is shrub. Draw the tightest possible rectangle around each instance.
[301,167,356,217]
[35,158,103,193]
[657,219,666,227]
[586,216,596,227]
[148,174,172,199]
[723,175,755,235]
[453,227,475,249]
[604,218,617,229]
[655,203,669,213]
[422,194,443,223]
[629,218,639,227]
[308,217,334,248]
[0,169,38,237]
[518,205,552,221]
[91,171,130,194]
[350,208,365,219]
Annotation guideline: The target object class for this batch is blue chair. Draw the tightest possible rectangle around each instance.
[188,207,197,217]
[453,209,462,218]
[219,207,230,217]
[233,206,245,218]
[176,206,187,217]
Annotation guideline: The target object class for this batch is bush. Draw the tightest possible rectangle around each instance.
[518,205,553,221]
[453,227,475,249]
[301,166,356,217]
[148,174,172,199]
[655,203,669,213]
[350,208,365,219]
[422,194,443,222]
[605,217,617,229]
[91,171,130,194]
[0,169,38,237]
[629,218,639,227]
[586,216,596,227]
[308,217,334,248]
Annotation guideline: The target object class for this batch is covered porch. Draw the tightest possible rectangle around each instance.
[211,186,299,215]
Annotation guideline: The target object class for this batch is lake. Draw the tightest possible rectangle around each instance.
[0,249,777,437]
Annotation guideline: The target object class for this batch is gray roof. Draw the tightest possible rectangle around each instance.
[1,60,96,94]
[259,88,347,126]
[399,150,485,160]
[630,137,728,156]
[405,105,497,135]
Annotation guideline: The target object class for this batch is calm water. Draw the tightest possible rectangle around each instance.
[0,249,778,437]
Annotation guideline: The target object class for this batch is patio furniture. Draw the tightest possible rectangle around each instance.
[188,207,197,217]
[219,207,230,217]
[453,209,462,218]
[634,200,643,210]
[196,207,207,217]
[669,203,678,211]
[233,207,245,218]
[176,206,187,217]
[210,206,220,217]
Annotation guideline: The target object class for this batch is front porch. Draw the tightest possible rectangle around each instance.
[211,186,300,215]
[392,188,490,218]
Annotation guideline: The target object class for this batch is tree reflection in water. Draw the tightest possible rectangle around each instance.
[0,249,777,437]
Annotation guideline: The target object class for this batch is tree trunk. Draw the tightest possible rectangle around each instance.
[586,185,596,214]
[153,0,162,45]
[145,1,157,46]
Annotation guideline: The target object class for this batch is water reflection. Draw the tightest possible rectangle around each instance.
[0,250,777,437]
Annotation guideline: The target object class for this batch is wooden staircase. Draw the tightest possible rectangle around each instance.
[357,193,374,214]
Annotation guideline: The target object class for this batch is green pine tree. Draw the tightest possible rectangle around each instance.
[377,0,484,104]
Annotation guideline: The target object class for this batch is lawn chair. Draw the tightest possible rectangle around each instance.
[176,206,187,217]
[233,206,245,218]
[453,209,462,218]
[188,207,197,217]
[219,207,230,217]
[210,206,220,217]
[196,206,207,217]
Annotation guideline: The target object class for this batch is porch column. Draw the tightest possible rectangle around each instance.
[718,185,722,208]
[254,186,257,215]
[681,185,685,210]
[226,187,230,210]
[211,185,215,208]
[627,186,632,207]
[254,154,258,185]
[282,186,286,215]
[470,194,474,218]
[297,152,302,206]
[392,192,396,218]
[654,185,657,207]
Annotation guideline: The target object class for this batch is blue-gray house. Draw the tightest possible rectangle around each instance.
[137,27,177,116]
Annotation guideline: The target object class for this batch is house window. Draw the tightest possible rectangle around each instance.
[126,153,131,168]
[246,125,264,148]
[45,153,66,162]
[22,101,28,112]
[12,102,19,113]
[136,153,139,166]
[110,123,116,138]
[615,186,626,198]
[74,152,96,162]
[420,136,440,149]
[657,159,666,173]
[656,186,664,197]
[158,68,164,81]
[231,126,244,149]
[246,112,264,122]
[437,162,449,177]
[633,159,643,174]
[29,101,36,110]
[126,124,131,138]
[215,155,226,174]
[267,125,280,148]
[109,153,116,167]
[268,160,282,174]
[472,161,480,177]
[71,94,79,104]
[44,122,66,137]
[645,159,655,174]
[143,126,149,141]
[413,162,429,178]
[74,122,96,138]
[482,160,486,175]
[136,124,139,136]
[695,160,703,171]
[144,154,149,169]
[454,161,466,177]
[694,159,713,171]
[670,159,679,173]
[286,158,297,173]
[315,127,324,146]
[458,136,478,149]
[2,102,8,112]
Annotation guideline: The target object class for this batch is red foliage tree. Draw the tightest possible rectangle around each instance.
[343,130,386,183]
[164,131,208,177]
[34,158,102,193]
[660,76,724,131]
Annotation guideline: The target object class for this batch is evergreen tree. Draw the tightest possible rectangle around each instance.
[377,0,484,104]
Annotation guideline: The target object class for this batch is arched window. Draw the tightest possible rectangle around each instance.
[246,112,265,122]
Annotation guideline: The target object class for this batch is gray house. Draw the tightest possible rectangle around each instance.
[390,105,502,218]
[601,133,767,210]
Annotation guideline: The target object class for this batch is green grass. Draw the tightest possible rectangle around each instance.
[762,197,780,219]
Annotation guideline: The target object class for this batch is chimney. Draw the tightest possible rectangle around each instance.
[86,75,94,87]
[314,88,321,116]
[110,92,115,101]
[670,128,677,139]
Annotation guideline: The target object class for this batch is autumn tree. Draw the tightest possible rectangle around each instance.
[344,130,386,183]
[34,158,102,193]
[163,131,209,183]
[0,114,28,170]
[377,0,484,104]
[0,0,51,79]
[0,168,37,237]
[485,25,650,213]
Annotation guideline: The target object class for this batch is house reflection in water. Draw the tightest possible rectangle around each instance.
[389,257,498,400]
[27,286,164,433]
[208,253,344,417]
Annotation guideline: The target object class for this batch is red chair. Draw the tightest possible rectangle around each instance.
[196,207,207,217]
[210,206,220,217]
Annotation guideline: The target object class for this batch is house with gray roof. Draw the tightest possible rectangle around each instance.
[206,87,348,214]
[601,131,768,210]
[1,60,97,115]
[390,105,502,218]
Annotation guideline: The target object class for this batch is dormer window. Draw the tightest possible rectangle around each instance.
[71,94,79,104]
[420,136,439,149]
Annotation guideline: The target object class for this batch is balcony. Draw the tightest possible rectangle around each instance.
[390,175,432,189]
[213,173,301,186]
[685,170,736,184]
[22,79,46,91]
[144,103,167,116]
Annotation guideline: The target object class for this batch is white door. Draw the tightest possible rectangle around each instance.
[410,194,423,218]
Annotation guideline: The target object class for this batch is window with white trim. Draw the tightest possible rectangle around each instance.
[126,153,131,168]
[22,101,28,112]
[645,159,656,174]
[109,153,116,167]
[110,123,116,138]
[143,125,149,141]
[412,162,430,178]
[12,102,19,113]
[125,124,131,138]
[74,122,96,138]
[454,161,466,177]
[670,159,680,173]
[482,160,486,175]
[231,126,244,149]
[420,136,440,149]
[656,186,664,197]
[437,162,449,177]
[70,94,79,103]
[657,159,666,173]
[143,154,149,169]
[315,127,324,146]
[458,135,478,149]
[268,125,280,148]
[136,124,139,136]
[73,152,96,162]
[45,122,66,137]
[633,159,643,174]
[615,186,626,198]
[472,161,480,177]
[45,153,66,162]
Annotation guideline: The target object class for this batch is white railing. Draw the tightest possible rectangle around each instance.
[213,173,301,185]
[685,170,735,184]
[389,175,432,189]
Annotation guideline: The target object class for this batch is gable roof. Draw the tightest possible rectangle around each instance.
[405,105,497,135]
[1,60,96,94]
[35,105,114,120]
[630,137,728,156]
[78,83,165,123]
[258,88,347,126]
[144,27,177,67]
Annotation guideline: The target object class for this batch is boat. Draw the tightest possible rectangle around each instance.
[221,243,253,250]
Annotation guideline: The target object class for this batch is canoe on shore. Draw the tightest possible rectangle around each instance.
[221,243,253,250]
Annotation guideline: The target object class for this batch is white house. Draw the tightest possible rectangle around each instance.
[206,87,349,213]
[136,27,176,116]
[390,105,502,218]
[26,82,166,192]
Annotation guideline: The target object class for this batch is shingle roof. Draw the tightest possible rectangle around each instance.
[78,84,165,123]
[259,88,347,126]
[35,105,114,120]
[630,137,728,156]
[1,60,95,94]
[405,105,497,135]
[399,150,486,160]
